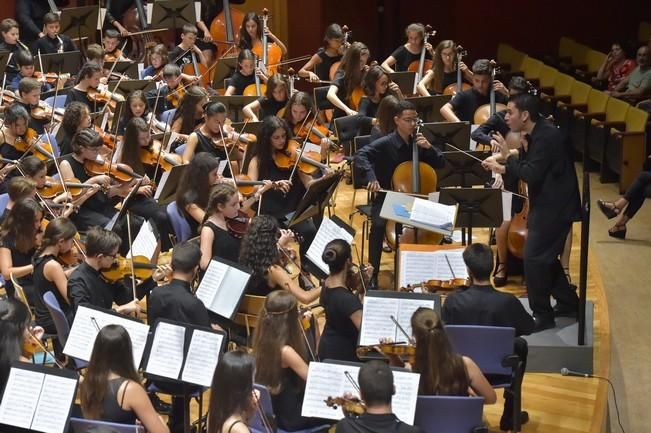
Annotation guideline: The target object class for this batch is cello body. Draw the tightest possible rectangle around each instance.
[507,181,529,259]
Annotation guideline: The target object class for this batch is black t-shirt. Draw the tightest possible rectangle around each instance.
[203,220,241,263]
[148,279,211,328]
[315,48,342,82]
[227,71,256,95]
[64,88,105,112]
[31,34,76,55]
[331,69,349,119]
[61,154,115,214]
[0,233,35,300]
[32,254,71,333]
[390,45,432,72]
[257,96,287,119]
[0,42,24,84]
[317,286,362,362]
[258,159,305,219]
[449,87,508,123]
[358,97,379,119]
[336,413,422,433]
[169,45,194,69]
[193,130,231,177]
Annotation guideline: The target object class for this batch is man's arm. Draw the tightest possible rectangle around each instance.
[67,276,91,313]
[440,102,460,122]
[472,112,508,146]
[16,3,42,40]
[505,129,554,188]
[354,138,385,185]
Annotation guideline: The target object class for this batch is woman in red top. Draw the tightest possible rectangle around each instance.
[595,41,636,91]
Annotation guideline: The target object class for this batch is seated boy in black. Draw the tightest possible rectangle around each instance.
[336,361,423,433]
[168,24,207,76]
[145,63,184,116]
[31,12,76,55]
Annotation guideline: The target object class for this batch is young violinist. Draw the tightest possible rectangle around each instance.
[224,49,266,96]
[243,116,320,254]
[354,100,445,284]
[79,324,170,433]
[440,59,509,123]
[145,63,184,116]
[168,24,208,74]
[102,29,128,62]
[141,44,168,80]
[58,102,92,156]
[64,62,105,111]
[0,18,30,84]
[380,23,433,73]
[31,12,76,55]
[9,51,52,94]
[335,361,423,433]
[239,215,320,304]
[118,90,166,135]
[298,23,345,83]
[175,152,222,235]
[243,74,289,121]
[358,65,403,128]
[0,197,42,302]
[16,77,51,134]
[0,177,37,223]
[318,239,365,362]
[208,350,258,433]
[326,41,370,117]
[170,85,209,141]
[21,156,77,212]
[67,226,161,319]
[32,217,78,339]
[0,104,35,162]
[417,40,474,96]
[238,11,288,57]
[281,91,335,161]
[182,101,239,173]
[252,290,327,432]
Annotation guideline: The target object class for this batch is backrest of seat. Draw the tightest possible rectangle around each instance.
[586,89,609,113]
[43,291,70,347]
[233,294,266,333]
[70,417,145,433]
[585,50,607,74]
[554,73,575,96]
[558,36,576,58]
[571,42,590,66]
[604,97,629,122]
[166,201,191,242]
[539,65,559,88]
[522,57,543,80]
[0,193,9,215]
[250,384,276,433]
[625,107,650,133]
[638,21,651,44]
[334,115,364,143]
[414,395,485,433]
[509,48,527,71]
[159,108,176,124]
[569,81,591,105]
[496,43,513,66]
[445,325,515,376]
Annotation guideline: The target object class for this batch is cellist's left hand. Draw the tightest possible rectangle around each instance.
[415,133,433,150]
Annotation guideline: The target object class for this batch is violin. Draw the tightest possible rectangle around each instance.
[30,101,64,123]
[225,210,250,239]
[272,139,328,174]
[356,342,416,362]
[84,158,141,183]
[33,71,71,85]
[39,176,95,199]
[233,174,277,196]
[12,128,54,161]
[293,119,338,148]
[400,278,470,293]
[325,396,366,417]
[166,86,185,108]
[346,263,372,298]
[22,332,41,359]
[1,90,18,106]
[139,141,182,171]
[40,219,85,266]
[87,87,124,111]
[101,254,157,282]
[94,125,121,150]
[104,49,125,63]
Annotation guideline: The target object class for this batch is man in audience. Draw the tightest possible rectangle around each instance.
[335,361,422,433]
[442,242,534,432]
[608,45,651,103]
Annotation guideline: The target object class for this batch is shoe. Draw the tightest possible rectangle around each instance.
[500,410,530,431]
[533,316,556,332]
[608,224,626,239]
[554,303,578,318]
[563,267,571,283]
[149,393,172,414]
[382,241,392,253]
[493,263,508,287]
[597,200,619,219]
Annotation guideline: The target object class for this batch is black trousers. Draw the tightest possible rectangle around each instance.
[125,196,174,251]
[524,221,578,319]
[71,206,143,256]
[368,193,387,281]
[623,170,651,219]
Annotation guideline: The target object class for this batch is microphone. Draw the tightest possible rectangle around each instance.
[560,367,592,378]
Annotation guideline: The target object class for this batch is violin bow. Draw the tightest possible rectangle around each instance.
[443,253,457,279]
[252,392,275,433]
[390,315,414,344]
[125,212,139,304]
[343,370,361,394]
[352,242,368,297]
[27,328,66,369]
[287,110,314,181]
[217,119,236,177]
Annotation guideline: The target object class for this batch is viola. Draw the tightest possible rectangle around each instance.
[166,85,185,108]
[225,210,250,239]
[272,139,329,174]
[325,396,366,417]
[139,141,182,171]
[293,120,338,147]
[356,342,416,362]
[101,254,157,282]
[87,87,124,111]
[84,158,141,183]
[39,176,95,199]
[12,128,54,161]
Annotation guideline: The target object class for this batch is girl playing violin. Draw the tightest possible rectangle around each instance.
[298,23,345,83]
[0,197,42,302]
[327,41,370,118]
[243,74,289,121]
[32,217,77,342]
[58,102,92,156]
[21,156,77,213]
[64,62,105,111]
[380,23,434,73]
[417,40,474,96]
[118,90,167,135]
[0,104,33,162]
[238,11,288,58]
[318,239,366,363]
[281,91,335,162]
[224,49,266,96]
[359,65,404,130]
[239,215,320,304]
[252,290,326,432]
[170,85,209,143]
[200,183,245,269]
[0,177,37,223]
[175,152,222,235]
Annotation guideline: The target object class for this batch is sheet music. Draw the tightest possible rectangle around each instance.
[399,249,467,287]
[210,265,249,318]
[217,160,228,175]
[146,3,153,25]
[154,171,170,200]
[128,220,158,260]
[64,306,150,366]
[98,8,106,31]
[196,260,228,309]
[146,322,186,380]
[502,191,513,222]
[31,374,78,433]
[469,124,479,150]
[181,330,224,386]
[194,2,202,22]
[306,218,354,275]
[359,297,399,345]
[410,198,456,229]
[391,371,421,425]
[0,368,43,429]
[396,298,436,340]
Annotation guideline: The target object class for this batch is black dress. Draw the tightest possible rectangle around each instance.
[317,286,362,362]
[389,45,432,72]
[193,130,231,177]
[32,254,72,334]
[227,71,256,95]
[203,220,241,263]
[314,48,341,82]
[271,368,327,431]
[100,377,138,424]
[0,234,36,303]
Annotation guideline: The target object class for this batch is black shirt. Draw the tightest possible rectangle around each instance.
[32,254,71,333]
[331,69,349,119]
[354,131,445,189]
[390,45,432,72]
[148,278,211,328]
[0,233,35,300]
[168,45,194,69]
[16,0,69,43]
[441,284,534,336]
[470,111,509,146]
[65,88,104,112]
[67,262,132,315]
[31,35,76,55]
[0,42,25,84]
[104,0,144,30]
[258,159,305,219]
[257,96,287,119]
[317,286,362,362]
[449,88,508,123]
[145,85,176,116]
[227,71,256,95]
[315,48,341,82]
[336,413,422,433]
[203,220,241,263]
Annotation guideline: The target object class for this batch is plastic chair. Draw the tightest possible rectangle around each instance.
[69,417,145,433]
[174,143,186,156]
[414,395,486,433]
[45,133,60,157]
[0,193,9,215]
[251,384,330,433]
[43,291,87,370]
[166,201,191,242]
[159,108,176,125]
[44,95,66,110]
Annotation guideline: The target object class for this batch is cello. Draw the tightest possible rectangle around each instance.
[210,0,245,59]
[473,60,507,124]
[443,45,471,96]
[407,25,436,94]
[329,25,351,81]
[507,180,528,259]
[252,8,283,76]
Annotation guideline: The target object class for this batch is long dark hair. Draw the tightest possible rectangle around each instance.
[79,324,142,419]
[176,152,220,218]
[280,91,313,128]
[208,350,256,433]
[431,40,456,93]
[0,197,42,253]
[238,215,282,281]
[411,308,469,396]
[38,217,77,253]
[124,90,151,123]
[172,85,207,135]
[0,298,31,391]
[247,116,291,178]
[120,117,149,176]
[252,290,307,394]
[238,12,262,50]
[362,64,391,98]
[338,42,369,100]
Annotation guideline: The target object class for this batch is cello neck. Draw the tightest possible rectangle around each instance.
[411,124,421,193]
[223,0,234,42]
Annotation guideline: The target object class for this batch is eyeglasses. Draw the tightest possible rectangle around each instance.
[399,117,419,124]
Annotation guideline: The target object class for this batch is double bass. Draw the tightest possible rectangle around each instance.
[210,0,245,59]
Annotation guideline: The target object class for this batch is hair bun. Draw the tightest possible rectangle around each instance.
[322,248,337,264]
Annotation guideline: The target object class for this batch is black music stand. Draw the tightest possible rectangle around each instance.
[420,121,471,151]
[209,96,257,122]
[0,52,11,78]
[437,150,492,188]
[389,71,417,95]
[405,95,451,122]
[104,61,140,79]
[287,171,343,228]
[59,6,98,46]
[154,163,188,205]
[109,79,156,98]
[439,187,503,245]
[36,51,82,76]
[150,0,197,30]
[212,56,237,89]
[230,121,263,137]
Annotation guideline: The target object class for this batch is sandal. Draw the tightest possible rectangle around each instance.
[563,267,571,283]
[493,262,507,287]
[608,224,627,239]
[597,200,620,219]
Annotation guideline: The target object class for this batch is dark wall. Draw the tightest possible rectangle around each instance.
[288,0,650,64]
